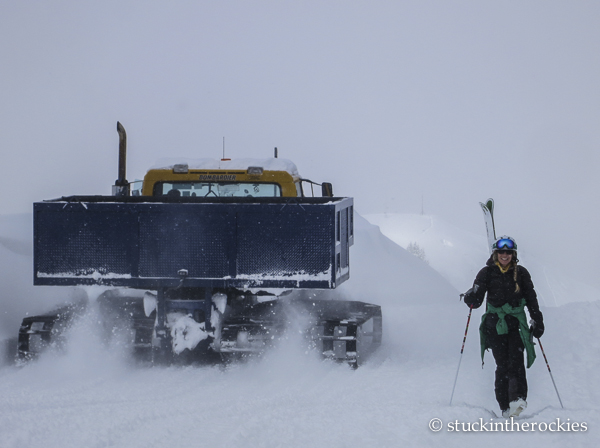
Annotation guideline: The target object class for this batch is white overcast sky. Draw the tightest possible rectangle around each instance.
[1,1,599,288]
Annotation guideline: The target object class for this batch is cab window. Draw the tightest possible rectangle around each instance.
[154,182,282,198]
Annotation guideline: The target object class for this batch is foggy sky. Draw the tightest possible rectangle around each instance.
[1,1,599,289]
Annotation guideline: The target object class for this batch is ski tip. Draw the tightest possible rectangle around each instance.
[480,198,494,213]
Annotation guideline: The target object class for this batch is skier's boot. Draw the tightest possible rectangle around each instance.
[507,398,527,418]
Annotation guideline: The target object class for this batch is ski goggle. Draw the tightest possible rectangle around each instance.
[495,238,515,250]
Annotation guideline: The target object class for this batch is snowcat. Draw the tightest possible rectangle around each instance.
[18,123,382,367]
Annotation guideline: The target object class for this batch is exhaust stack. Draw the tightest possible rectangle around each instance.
[112,121,130,196]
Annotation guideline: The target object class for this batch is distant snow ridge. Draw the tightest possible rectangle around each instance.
[364,213,487,293]
[337,214,457,307]
[364,213,600,307]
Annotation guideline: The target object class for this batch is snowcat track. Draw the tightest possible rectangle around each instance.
[15,291,155,364]
[16,303,84,362]
[218,298,382,367]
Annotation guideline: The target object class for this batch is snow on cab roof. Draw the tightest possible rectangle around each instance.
[150,158,300,177]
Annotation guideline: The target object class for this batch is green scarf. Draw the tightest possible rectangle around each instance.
[479,298,536,368]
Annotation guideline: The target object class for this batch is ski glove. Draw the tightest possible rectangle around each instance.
[461,285,479,308]
[530,320,544,339]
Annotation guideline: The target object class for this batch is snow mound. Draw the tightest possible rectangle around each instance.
[364,213,600,307]
[364,213,488,292]
[341,213,458,306]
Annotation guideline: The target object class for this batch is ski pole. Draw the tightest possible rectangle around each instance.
[537,337,564,409]
[450,303,473,406]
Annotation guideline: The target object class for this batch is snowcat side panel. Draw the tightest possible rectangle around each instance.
[33,198,353,290]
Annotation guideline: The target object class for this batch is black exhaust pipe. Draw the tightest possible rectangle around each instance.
[113,121,129,196]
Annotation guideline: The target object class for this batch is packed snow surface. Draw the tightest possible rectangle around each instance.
[1,213,599,447]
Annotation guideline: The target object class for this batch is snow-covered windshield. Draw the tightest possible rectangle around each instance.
[154,182,282,198]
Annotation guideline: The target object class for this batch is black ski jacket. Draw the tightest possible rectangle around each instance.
[464,257,543,327]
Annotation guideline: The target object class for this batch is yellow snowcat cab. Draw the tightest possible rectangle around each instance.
[140,159,304,198]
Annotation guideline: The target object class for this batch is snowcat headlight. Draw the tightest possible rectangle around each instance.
[173,164,189,174]
[247,167,263,175]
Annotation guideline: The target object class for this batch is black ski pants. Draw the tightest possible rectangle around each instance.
[484,314,527,411]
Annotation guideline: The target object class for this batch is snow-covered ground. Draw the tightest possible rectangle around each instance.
[0,212,598,447]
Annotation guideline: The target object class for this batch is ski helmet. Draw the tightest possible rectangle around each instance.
[492,235,517,251]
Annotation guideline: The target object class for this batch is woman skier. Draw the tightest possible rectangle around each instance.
[463,236,544,418]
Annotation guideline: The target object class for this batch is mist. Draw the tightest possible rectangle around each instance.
[1,1,599,289]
